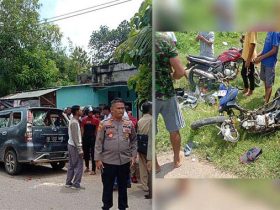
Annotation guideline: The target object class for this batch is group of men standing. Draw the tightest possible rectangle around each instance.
[241,32,280,103]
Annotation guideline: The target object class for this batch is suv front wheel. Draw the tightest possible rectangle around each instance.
[4,150,22,175]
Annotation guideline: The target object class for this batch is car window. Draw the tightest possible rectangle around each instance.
[11,112,22,126]
[0,113,11,128]
[32,110,68,127]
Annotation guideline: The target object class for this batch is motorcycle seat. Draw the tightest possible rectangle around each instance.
[189,55,218,62]
[188,56,221,67]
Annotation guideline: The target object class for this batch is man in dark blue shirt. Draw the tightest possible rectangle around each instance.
[254,32,280,104]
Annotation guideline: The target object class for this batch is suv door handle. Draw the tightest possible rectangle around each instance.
[1,131,7,135]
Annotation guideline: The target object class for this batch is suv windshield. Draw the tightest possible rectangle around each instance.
[31,109,68,127]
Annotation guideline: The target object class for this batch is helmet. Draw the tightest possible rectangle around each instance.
[219,120,239,143]
[88,106,93,112]
[83,105,93,115]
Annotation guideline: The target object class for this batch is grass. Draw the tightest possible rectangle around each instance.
[156,32,280,178]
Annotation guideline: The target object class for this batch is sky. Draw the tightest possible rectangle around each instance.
[39,0,143,51]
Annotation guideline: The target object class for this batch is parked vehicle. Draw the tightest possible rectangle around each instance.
[191,84,280,142]
[0,107,69,175]
[186,43,261,89]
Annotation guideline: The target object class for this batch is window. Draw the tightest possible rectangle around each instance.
[11,112,22,126]
[32,110,68,127]
[0,113,10,128]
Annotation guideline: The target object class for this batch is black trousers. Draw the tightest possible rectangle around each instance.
[82,136,96,171]
[102,162,130,210]
[241,60,255,91]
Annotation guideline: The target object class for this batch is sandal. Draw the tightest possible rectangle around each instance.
[184,141,193,156]
[240,147,262,164]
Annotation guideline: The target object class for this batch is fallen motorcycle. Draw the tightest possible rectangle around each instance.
[186,42,261,89]
[191,84,280,142]
[175,88,198,109]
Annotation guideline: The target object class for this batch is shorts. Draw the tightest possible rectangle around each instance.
[260,64,275,88]
[156,96,185,133]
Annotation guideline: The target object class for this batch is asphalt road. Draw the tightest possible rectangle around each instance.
[0,163,152,210]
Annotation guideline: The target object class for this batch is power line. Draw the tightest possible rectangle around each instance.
[40,0,133,24]
[40,0,125,22]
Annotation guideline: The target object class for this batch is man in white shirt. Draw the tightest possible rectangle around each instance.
[65,105,84,189]
[196,32,215,58]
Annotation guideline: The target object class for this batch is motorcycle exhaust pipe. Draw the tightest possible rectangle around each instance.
[192,68,216,80]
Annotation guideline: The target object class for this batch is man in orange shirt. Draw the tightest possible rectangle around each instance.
[241,32,258,96]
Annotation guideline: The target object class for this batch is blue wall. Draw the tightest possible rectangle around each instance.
[56,86,97,109]
[56,85,137,117]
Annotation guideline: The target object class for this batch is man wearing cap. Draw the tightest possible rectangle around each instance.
[65,105,84,189]
[95,98,137,210]
[81,106,100,175]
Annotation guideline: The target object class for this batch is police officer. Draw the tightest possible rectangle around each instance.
[81,106,100,174]
[95,98,137,210]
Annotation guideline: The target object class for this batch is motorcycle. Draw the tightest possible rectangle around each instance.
[186,42,261,89]
[175,88,198,109]
[191,83,280,142]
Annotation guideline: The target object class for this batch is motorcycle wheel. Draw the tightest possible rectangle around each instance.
[274,88,280,99]
[254,67,261,87]
[191,116,227,130]
[188,68,200,90]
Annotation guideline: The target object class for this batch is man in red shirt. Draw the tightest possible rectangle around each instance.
[81,107,100,175]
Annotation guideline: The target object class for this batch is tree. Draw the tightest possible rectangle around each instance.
[0,0,61,94]
[115,0,152,103]
[70,46,92,74]
[0,0,93,96]
[88,20,131,65]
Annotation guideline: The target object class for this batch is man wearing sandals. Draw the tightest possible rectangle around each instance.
[155,32,186,169]
[253,32,280,104]
[241,32,258,96]
[65,105,85,190]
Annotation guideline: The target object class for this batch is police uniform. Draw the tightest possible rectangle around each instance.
[95,118,137,210]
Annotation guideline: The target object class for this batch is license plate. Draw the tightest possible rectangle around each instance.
[218,90,227,97]
[46,136,64,142]
[50,153,64,159]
